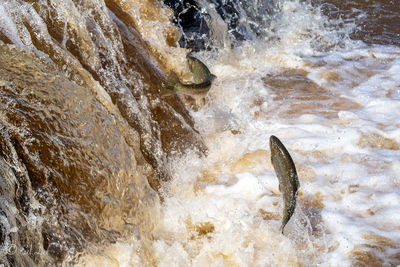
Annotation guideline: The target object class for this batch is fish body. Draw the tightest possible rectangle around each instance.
[269,135,300,234]
[161,55,216,97]
[187,55,216,84]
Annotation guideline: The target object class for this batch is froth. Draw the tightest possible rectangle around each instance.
[150,44,400,267]
[82,0,400,265]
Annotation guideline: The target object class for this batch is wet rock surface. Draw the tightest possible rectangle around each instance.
[0,0,205,264]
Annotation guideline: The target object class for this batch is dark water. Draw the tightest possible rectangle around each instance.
[0,0,399,265]
[165,0,400,49]
[0,0,204,265]
[164,0,280,49]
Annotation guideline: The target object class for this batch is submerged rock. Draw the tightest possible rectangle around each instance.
[0,0,205,264]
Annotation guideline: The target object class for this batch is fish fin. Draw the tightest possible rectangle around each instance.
[160,88,176,97]
[210,73,217,81]
[167,71,180,90]
[161,71,180,97]
[279,184,281,192]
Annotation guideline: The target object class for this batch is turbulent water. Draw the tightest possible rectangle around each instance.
[0,0,400,266]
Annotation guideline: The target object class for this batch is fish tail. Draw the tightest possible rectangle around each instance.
[167,71,180,90]
[160,71,180,97]
[160,88,176,97]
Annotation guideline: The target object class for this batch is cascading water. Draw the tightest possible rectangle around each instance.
[1,0,400,266]
[0,0,204,265]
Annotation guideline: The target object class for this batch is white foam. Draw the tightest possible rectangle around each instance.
[85,0,400,265]
[151,43,400,266]
[0,3,25,47]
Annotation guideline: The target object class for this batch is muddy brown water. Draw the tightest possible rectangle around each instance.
[313,0,400,46]
[0,0,399,265]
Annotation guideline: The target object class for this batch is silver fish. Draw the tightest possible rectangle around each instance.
[270,135,300,234]
[161,55,216,97]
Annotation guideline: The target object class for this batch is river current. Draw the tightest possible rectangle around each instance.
[0,0,399,266]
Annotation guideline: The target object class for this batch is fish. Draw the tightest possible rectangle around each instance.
[161,55,216,97]
[269,135,300,234]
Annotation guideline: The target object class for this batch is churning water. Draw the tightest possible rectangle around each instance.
[0,0,399,266]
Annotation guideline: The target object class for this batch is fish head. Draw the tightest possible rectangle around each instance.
[187,55,198,72]
[270,135,280,158]
[187,55,210,83]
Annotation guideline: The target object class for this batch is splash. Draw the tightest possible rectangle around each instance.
[1,0,400,265]
[146,0,400,266]
[0,0,203,264]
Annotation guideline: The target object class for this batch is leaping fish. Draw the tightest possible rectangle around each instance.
[161,55,216,98]
[270,135,300,234]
